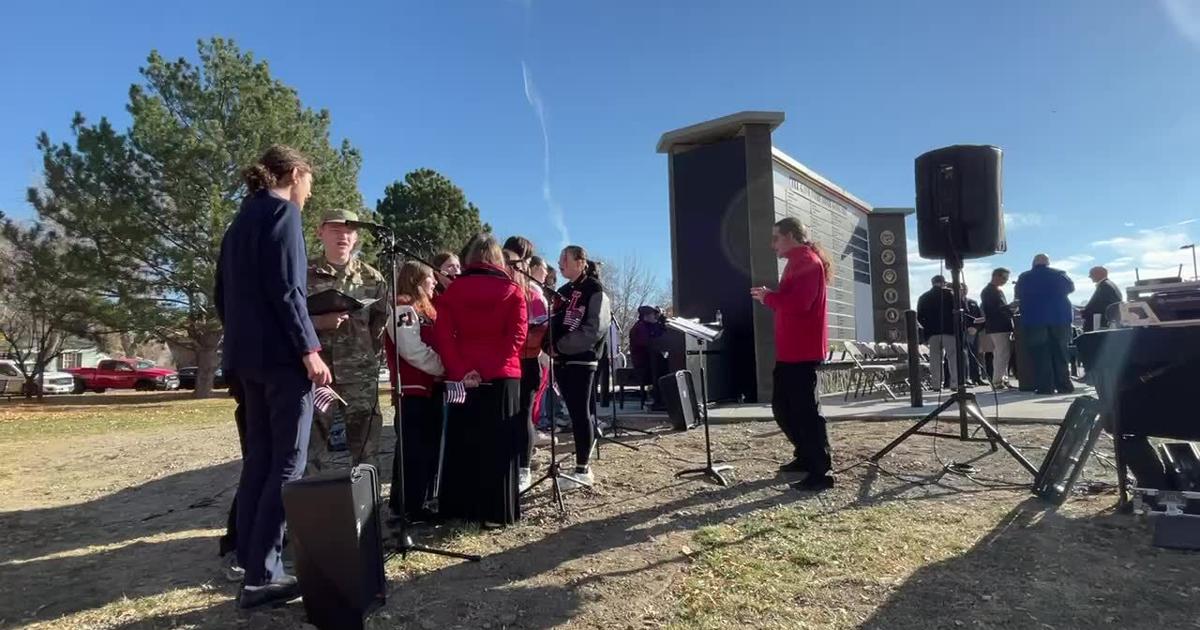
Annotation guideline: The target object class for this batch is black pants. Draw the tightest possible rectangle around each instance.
[235,366,313,586]
[558,363,597,467]
[771,362,831,476]
[391,394,440,517]
[219,371,247,557]
[518,358,541,468]
[1024,324,1074,393]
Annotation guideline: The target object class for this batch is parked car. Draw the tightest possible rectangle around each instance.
[177,366,227,390]
[0,359,77,395]
[67,358,180,394]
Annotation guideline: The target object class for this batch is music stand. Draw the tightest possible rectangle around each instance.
[666,317,733,486]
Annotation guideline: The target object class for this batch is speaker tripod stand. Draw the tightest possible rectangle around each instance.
[868,262,1037,477]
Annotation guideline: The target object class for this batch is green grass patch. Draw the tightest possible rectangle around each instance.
[0,392,395,442]
[666,501,1006,630]
[0,394,236,442]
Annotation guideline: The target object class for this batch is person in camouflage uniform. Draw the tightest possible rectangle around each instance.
[306,209,388,474]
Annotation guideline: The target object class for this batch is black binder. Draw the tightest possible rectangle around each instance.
[307,289,378,316]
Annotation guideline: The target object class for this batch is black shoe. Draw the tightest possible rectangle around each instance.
[239,575,301,610]
[1034,389,1055,395]
[778,459,807,473]
[1055,386,1075,394]
[790,474,834,492]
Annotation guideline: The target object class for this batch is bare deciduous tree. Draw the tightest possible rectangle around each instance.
[601,255,669,352]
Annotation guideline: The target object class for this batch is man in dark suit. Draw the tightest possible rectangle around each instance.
[215,146,332,609]
[1015,254,1075,394]
[916,276,957,390]
[1082,266,1122,332]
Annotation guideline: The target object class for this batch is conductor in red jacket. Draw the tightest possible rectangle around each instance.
[751,217,834,492]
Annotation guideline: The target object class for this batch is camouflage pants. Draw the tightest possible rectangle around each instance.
[306,380,383,475]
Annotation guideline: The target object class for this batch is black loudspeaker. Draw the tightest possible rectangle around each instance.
[1034,396,1103,505]
[915,145,1006,259]
[282,464,385,630]
[658,370,699,431]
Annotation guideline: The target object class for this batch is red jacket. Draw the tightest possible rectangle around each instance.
[763,245,828,363]
[432,263,527,381]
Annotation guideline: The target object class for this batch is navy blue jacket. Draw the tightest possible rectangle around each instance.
[1015,265,1075,327]
[215,189,321,372]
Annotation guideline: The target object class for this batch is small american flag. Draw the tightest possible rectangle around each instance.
[444,381,467,405]
[313,385,347,413]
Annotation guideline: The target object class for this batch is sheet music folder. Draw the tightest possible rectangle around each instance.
[665,317,722,342]
[307,289,378,316]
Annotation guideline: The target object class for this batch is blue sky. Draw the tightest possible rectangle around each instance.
[2,0,1199,305]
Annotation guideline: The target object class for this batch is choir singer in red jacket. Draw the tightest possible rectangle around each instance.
[751,217,834,492]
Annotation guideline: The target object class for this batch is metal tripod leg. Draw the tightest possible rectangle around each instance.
[869,395,958,462]
[963,403,1039,475]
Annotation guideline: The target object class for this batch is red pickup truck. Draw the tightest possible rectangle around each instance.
[68,358,181,394]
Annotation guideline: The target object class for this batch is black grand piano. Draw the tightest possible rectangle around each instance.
[1077,325,1200,507]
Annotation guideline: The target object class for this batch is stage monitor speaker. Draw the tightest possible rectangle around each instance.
[282,464,385,630]
[658,370,700,431]
[915,144,1006,259]
[1034,396,1103,505]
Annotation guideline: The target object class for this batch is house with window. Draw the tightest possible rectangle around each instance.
[0,337,109,372]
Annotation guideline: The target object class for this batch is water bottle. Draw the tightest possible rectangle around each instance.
[715,309,723,327]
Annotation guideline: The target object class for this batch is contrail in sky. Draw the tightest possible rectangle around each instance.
[521,60,570,249]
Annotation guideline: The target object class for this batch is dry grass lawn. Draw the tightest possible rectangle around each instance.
[0,392,1195,629]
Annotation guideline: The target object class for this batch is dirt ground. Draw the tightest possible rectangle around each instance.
[0,393,1195,629]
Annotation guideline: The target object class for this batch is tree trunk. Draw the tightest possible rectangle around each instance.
[193,341,220,398]
[120,332,137,358]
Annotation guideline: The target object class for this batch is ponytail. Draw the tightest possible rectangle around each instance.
[585,260,600,280]
[242,144,312,193]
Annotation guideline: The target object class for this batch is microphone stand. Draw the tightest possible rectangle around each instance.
[372,225,480,563]
[514,269,591,514]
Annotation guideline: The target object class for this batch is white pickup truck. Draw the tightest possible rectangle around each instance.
[0,359,77,396]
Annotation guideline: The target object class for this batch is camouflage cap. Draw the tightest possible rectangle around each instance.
[320,208,360,225]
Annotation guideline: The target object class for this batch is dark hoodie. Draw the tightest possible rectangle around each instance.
[553,274,612,365]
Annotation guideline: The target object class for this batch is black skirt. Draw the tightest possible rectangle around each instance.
[439,378,522,526]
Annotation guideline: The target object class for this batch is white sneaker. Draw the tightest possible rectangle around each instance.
[534,431,556,447]
[559,466,593,491]
[518,467,532,492]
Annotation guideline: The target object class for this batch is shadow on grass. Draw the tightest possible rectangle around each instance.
[860,498,1200,629]
[0,415,805,629]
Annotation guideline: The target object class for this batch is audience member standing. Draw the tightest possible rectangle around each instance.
[1082,266,1122,332]
[215,145,331,609]
[961,284,987,386]
[981,268,1015,387]
[432,234,527,528]
[1015,254,1076,395]
[916,276,957,390]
